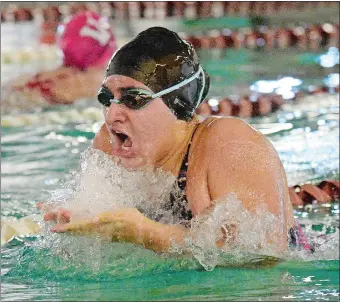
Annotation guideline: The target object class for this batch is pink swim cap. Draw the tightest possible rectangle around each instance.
[58,11,116,70]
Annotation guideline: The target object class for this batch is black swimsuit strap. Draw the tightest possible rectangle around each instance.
[164,124,200,224]
[177,124,200,192]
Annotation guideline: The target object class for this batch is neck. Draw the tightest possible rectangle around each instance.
[155,118,199,176]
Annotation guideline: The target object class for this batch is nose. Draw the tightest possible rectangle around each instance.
[104,101,128,125]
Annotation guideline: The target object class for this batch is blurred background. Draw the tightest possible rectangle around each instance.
[1,1,339,203]
[1,1,339,101]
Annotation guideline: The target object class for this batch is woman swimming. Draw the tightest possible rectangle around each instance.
[40,27,312,255]
[2,11,116,112]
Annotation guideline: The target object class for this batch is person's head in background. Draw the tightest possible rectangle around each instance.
[58,11,116,70]
[97,27,210,169]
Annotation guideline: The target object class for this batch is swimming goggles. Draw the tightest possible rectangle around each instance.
[97,66,205,110]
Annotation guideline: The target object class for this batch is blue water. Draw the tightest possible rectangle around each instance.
[1,49,339,301]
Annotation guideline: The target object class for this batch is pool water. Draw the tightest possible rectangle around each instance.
[1,49,339,301]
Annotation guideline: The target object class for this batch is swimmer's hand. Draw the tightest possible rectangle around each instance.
[50,208,188,253]
[51,208,144,242]
[36,202,72,224]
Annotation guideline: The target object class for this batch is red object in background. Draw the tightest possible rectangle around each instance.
[297,184,332,204]
[43,6,61,22]
[294,26,309,51]
[185,35,202,49]
[218,98,232,115]
[289,180,339,207]
[113,2,129,20]
[196,101,212,116]
[58,11,116,70]
[307,25,322,50]
[199,36,214,48]
[40,21,59,44]
[68,3,88,15]
[173,2,186,17]
[238,97,253,117]
[270,95,284,111]
[22,73,56,103]
[197,1,212,18]
[232,30,246,49]
[276,28,292,49]
[264,27,276,50]
[319,180,340,201]
[215,32,227,48]
[308,86,329,94]
[244,30,259,49]
[256,96,272,116]
[14,8,33,22]
[1,10,6,22]
[322,23,339,48]
[39,6,61,45]
[289,188,304,206]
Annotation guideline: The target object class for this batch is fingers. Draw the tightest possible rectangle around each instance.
[36,202,55,211]
[43,212,58,222]
[51,219,96,233]
[42,208,72,223]
[50,223,73,233]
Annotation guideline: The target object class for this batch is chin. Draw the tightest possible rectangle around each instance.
[118,156,147,171]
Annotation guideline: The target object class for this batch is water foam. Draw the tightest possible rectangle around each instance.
[169,193,284,270]
[47,148,177,222]
[39,149,339,271]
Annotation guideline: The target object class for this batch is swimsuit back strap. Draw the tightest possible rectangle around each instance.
[177,124,200,192]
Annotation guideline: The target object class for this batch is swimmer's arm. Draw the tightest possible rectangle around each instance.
[141,219,188,253]
[50,207,189,253]
[203,118,288,250]
[4,67,102,105]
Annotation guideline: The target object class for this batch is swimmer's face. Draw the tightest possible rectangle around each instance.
[102,75,179,169]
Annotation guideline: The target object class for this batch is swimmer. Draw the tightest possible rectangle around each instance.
[40,27,313,255]
[2,11,116,112]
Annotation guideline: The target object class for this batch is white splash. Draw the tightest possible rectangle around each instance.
[170,193,284,270]
[47,148,177,222]
[41,149,338,271]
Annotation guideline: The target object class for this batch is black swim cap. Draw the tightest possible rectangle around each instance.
[106,27,210,121]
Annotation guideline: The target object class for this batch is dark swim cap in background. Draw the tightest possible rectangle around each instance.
[106,27,210,121]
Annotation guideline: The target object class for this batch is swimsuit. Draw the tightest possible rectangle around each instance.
[166,125,198,223]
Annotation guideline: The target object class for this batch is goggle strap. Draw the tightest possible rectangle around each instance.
[151,66,203,99]
[108,66,204,107]
[196,68,205,108]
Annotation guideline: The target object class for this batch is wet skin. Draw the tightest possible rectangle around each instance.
[42,75,295,254]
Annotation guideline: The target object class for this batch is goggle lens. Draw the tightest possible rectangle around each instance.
[97,87,152,109]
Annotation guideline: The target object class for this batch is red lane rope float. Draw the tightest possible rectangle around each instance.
[197,95,284,118]
[289,180,340,207]
[1,2,337,22]
[183,23,339,50]
[2,4,338,51]
[196,82,339,118]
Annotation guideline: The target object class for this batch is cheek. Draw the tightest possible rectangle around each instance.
[134,102,175,147]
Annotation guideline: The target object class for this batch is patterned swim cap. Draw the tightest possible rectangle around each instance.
[106,27,210,121]
[58,11,116,70]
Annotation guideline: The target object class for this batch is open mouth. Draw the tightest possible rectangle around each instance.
[112,130,132,150]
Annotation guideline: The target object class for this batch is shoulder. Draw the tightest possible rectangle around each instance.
[198,116,269,153]
[196,117,286,204]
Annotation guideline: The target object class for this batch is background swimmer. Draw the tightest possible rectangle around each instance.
[1,11,116,112]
